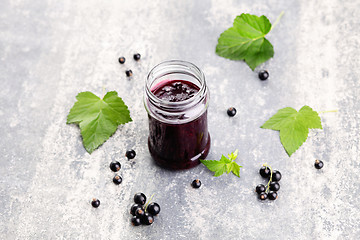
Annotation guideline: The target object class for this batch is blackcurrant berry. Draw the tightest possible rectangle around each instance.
[134,193,146,205]
[227,107,237,117]
[118,57,125,64]
[268,191,278,200]
[125,69,133,77]
[131,216,141,226]
[147,202,160,216]
[191,179,201,188]
[135,207,145,218]
[125,149,136,160]
[259,192,268,200]
[255,184,266,194]
[141,212,154,225]
[130,204,143,216]
[113,175,122,185]
[110,161,121,172]
[259,166,271,178]
[258,70,269,80]
[315,159,324,169]
[269,182,280,192]
[133,53,141,61]
[91,198,100,208]
[272,170,282,182]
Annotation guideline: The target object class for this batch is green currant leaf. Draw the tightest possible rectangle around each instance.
[230,162,241,178]
[200,150,242,177]
[216,13,274,70]
[261,105,322,156]
[200,159,227,177]
[67,91,132,153]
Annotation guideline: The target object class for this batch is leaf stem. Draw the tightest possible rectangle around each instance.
[270,11,285,32]
[263,163,273,193]
[144,193,155,212]
[318,109,338,114]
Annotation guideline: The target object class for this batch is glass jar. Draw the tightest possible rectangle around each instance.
[144,60,210,170]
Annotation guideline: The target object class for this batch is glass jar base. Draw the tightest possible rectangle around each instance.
[148,134,211,170]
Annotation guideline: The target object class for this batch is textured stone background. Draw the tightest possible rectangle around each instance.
[0,0,359,239]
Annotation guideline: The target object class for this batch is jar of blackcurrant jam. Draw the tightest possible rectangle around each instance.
[144,60,210,170]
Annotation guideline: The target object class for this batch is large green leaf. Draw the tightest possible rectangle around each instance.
[67,91,132,153]
[216,13,274,70]
[261,106,322,156]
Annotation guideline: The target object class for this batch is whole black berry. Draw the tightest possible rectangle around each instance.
[110,161,121,172]
[135,207,145,218]
[272,170,282,182]
[268,191,278,200]
[269,182,280,192]
[130,204,143,216]
[125,150,136,160]
[314,159,324,169]
[191,179,201,188]
[91,198,100,208]
[134,193,146,205]
[113,175,122,185]
[131,216,141,226]
[118,57,125,64]
[259,166,271,178]
[141,212,154,225]
[258,70,269,80]
[255,184,266,194]
[125,69,133,77]
[259,192,268,200]
[227,107,237,117]
[133,53,141,61]
[147,202,160,216]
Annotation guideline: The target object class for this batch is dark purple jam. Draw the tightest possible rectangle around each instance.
[148,80,210,170]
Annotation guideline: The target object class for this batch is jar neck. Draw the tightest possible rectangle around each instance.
[144,60,209,124]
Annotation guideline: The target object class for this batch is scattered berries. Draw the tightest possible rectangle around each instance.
[227,107,237,117]
[126,149,136,160]
[314,159,324,169]
[268,191,278,200]
[259,166,271,178]
[131,216,141,226]
[147,202,160,216]
[133,53,141,61]
[255,184,266,194]
[258,70,269,80]
[269,182,280,192]
[91,198,100,208]
[118,57,126,64]
[191,179,201,188]
[256,164,281,202]
[272,170,282,182]
[110,161,121,172]
[125,69,133,77]
[134,193,146,205]
[259,192,268,200]
[113,175,122,185]
[129,193,160,226]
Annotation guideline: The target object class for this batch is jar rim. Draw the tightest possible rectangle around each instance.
[145,60,206,108]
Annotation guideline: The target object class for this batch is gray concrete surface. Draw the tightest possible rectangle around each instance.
[1,0,359,239]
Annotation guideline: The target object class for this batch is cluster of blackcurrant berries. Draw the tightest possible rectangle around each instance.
[255,165,281,201]
[130,193,160,226]
[118,53,141,77]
